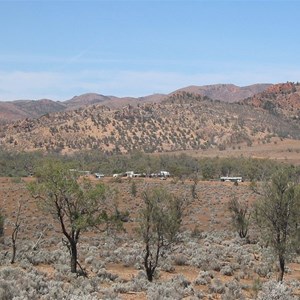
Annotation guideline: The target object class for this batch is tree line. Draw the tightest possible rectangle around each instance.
[0,148,294,182]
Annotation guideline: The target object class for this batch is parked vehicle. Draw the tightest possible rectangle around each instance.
[95,173,105,179]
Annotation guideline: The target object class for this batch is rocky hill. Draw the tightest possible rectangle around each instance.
[0,84,271,123]
[241,82,300,122]
[174,83,271,102]
[0,94,155,123]
[1,89,299,154]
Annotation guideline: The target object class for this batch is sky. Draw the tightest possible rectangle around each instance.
[0,0,300,101]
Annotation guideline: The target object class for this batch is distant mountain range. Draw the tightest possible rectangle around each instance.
[173,83,271,102]
[0,83,271,123]
[1,82,299,154]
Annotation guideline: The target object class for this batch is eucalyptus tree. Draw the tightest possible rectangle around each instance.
[254,168,300,281]
[228,196,250,239]
[138,187,183,281]
[28,160,112,274]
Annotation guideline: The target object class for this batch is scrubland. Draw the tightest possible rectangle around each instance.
[1,176,300,299]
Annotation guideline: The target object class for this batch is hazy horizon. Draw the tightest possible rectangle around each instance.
[0,82,275,102]
[0,0,299,101]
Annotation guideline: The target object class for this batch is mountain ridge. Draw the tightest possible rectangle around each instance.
[173,83,271,102]
[1,83,299,154]
[0,83,271,123]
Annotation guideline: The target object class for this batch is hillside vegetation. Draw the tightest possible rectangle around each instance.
[242,82,300,122]
[0,83,270,123]
[0,83,300,154]
[174,83,271,102]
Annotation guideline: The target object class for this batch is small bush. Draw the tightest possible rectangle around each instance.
[209,278,225,294]
[160,258,175,273]
[173,254,188,266]
[0,280,14,300]
[257,280,296,300]
[211,260,222,272]
[147,275,192,299]
[97,268,118,282]
[220,265,234,276]
[194,271,213,286]
[222,280,244,300]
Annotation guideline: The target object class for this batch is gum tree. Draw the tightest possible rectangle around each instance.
[139,187,183,281]
[228,196,250,239]
[28,160,109,274]
[254,168,300,281]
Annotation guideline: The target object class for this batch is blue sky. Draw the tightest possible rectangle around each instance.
[0,0,299,101]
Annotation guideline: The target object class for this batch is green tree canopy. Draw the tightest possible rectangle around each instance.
[28,160,109,274]
[254,167,300,281]
[138,187,183,281]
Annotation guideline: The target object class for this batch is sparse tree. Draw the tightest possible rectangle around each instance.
[228,196,250,239]
[131,181,137,197]
[254,168,300,281]
[0,211,4,240]
[28,160,110,274]
[10,202,22,264]
[138,187,183,281]
[191,173,199,199]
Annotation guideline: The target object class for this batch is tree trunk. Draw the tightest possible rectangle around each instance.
[278,254,285,282]
[11,242,16,264]
[70,241,77,273]
[146,267,154,282]
[144,244,155,282]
